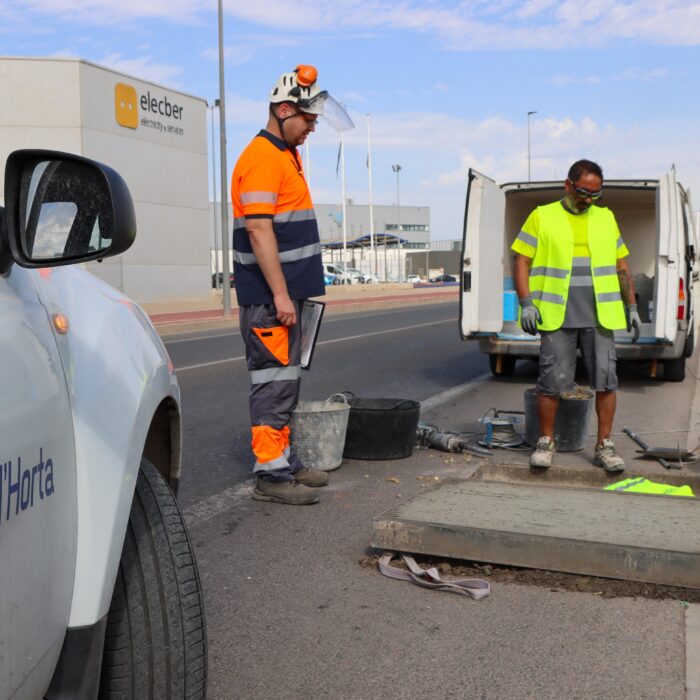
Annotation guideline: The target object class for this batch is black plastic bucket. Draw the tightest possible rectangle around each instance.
[342,393,421,460]
[523,387,594,451]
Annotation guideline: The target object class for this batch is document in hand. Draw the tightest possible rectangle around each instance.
[300,299,325,370]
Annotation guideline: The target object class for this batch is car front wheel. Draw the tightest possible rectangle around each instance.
[98,458,207,699]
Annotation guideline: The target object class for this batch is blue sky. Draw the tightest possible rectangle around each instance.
[3,0,700,240]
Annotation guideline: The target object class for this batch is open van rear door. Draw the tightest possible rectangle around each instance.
[460,169,506,338]
[654,169,683,343]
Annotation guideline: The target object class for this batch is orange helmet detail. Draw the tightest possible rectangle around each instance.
[295,65,318,87]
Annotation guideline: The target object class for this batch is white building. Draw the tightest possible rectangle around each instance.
[210,198,431,282]
[0,56,210,301]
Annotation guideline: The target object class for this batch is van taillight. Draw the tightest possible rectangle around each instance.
[678,278,686,320]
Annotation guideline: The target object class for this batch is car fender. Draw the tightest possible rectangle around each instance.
[29,265,180,627]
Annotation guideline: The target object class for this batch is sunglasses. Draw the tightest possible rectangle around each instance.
[570,181,602,200]
[296,111,318,126]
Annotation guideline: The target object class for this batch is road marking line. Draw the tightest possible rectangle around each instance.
[165,306,454,346]
[183,481,255,526]
[419,373,491,413]
[184,372,490,526]
[175,318,452,372]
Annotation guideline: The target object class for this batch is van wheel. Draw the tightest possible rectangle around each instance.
[488,354,516,377]
[662,357,686,382]
[98,458,207,699]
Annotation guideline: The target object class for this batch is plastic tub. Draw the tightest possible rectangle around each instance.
[341,392,420,460]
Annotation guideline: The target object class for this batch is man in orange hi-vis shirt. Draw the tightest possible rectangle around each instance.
[231,65,354,505]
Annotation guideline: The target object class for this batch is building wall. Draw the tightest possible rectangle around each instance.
[314,201,430,247]
[0,57,210,302]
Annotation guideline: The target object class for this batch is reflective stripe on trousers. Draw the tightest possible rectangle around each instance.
[239,301,303,475]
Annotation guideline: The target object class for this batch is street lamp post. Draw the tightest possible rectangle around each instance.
[527,110,537,182]
[209,101,220,290]
[392,164,401,282]
[217,0,231,315]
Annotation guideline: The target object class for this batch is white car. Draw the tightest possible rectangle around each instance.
[406,274,422,284]
[361,273,381,284]
[0,150,206,699]
[324,263,361,284]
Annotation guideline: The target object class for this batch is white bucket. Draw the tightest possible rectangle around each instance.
[290,394,350,471]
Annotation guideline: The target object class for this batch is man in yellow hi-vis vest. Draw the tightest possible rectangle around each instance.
[512,159,641,471]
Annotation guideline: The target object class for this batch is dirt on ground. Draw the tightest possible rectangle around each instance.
[360,552,700,602]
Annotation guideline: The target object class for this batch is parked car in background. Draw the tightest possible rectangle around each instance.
[361,273,381,284]
[324,263,361,284]
[212,271,235,288]
[406,274,422,284]
[430,273,458,283]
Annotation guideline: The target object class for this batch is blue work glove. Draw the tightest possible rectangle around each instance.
[519,295,542,336]
[626,304,641,343]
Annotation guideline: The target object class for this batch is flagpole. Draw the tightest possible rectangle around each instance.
[366,114,376,278]
[340,131,348,274]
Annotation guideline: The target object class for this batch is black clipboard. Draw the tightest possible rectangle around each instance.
[300,300,325,370]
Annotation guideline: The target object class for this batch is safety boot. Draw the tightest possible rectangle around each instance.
[593,439,625,473]
[253,478,320,505]
[530,436,555,468]
[292,467,329,487]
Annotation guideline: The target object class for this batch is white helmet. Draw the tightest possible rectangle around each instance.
[269,65,354,132]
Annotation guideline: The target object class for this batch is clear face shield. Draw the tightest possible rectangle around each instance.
[299,92,355,132]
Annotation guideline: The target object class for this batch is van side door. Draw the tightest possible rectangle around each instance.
[654,170,683,343]
[460,169,506,338]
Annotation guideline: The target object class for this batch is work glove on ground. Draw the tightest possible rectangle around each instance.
[519,295,542,336]
[626,303,641,343]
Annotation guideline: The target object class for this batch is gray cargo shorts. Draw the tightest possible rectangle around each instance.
[537,327,618,395]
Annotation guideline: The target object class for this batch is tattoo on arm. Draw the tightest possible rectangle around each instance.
[617,268,634,306]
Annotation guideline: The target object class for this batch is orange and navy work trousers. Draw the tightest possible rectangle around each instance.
[239,301,303,481]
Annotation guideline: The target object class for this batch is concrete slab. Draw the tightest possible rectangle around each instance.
[371,477,700,588]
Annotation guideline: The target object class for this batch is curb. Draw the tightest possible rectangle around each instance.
[688,605,700,699]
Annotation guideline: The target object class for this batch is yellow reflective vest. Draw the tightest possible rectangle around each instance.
[604,477,695,497]
[525,202,627,331]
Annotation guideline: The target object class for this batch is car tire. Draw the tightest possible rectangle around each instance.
[488,354,516,377]
[662,356,686,382]
[98,458,207,699]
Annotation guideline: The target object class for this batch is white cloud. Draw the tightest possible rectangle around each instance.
[549,75,601,86]
[17,0,208,24]
[224,102,700,239]
[98,53,184,87]
[7,0,700,49]
[222,1,700,49]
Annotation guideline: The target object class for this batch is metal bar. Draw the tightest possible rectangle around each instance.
[622,426,678,470]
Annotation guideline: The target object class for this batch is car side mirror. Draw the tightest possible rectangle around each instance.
[2,149,136,268]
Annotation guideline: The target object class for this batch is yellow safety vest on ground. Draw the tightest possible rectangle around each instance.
[524,202,627,331]
[604,477,695,497]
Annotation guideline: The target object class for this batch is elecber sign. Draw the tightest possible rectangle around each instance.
[140,90,184,120]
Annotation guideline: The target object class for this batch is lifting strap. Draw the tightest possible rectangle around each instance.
[378,552,491,600]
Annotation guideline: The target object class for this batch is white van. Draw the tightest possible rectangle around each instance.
[460,169,698,381]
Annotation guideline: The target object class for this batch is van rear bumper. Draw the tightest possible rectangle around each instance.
[475,330,686,360]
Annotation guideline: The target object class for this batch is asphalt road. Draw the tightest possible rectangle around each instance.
[166,301,489,508]
[170,298,695,699]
